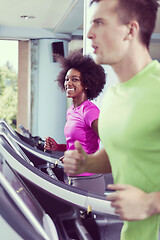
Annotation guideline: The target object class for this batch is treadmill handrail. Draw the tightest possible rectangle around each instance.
[1,126,63,166]
[0,172,51,240]
[0,132,31,164]
[0,143,117,216]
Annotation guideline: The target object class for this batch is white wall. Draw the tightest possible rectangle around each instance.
[68,39,83,52]
[34,39,68,143]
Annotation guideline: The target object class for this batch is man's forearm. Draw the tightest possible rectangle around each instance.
[63,142,111,176]
[86,148,112,173]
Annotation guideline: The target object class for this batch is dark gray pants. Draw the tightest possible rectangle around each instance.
[67,174,105,194]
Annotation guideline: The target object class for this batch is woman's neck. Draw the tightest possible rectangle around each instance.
[72,94,88,109]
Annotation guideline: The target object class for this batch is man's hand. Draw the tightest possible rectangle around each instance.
[63,141,88,175]
[107,184,152,221]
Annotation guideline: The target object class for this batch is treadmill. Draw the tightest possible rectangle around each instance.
[0,131,123,240]
[0,151,59,240]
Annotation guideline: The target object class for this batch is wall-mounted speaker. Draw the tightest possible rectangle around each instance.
[52,41,64,62]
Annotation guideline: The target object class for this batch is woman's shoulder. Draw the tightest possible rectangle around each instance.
[81,101,100,118]
[82,100,99,110]
[67,104,74,114]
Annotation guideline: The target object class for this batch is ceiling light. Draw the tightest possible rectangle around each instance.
[20,15,35,20]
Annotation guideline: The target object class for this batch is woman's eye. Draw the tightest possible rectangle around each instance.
[65,78,80,82]
[72,78,79,82]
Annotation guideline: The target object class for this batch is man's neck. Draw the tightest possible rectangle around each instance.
[112,45,152,83]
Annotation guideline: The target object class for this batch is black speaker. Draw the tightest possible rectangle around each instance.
[52,41,64,62]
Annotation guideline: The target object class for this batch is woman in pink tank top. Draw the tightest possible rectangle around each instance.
[45,49,106,194]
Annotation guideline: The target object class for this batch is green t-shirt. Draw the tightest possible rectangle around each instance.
[99,60,160,240]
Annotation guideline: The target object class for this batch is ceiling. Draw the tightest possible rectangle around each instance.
[0,0,84,38]
[0,0,160,32]
[0,0,159,58]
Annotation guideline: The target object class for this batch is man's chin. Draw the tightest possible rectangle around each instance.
[94,56,103,65]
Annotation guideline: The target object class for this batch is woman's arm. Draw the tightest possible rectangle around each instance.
[91,119,99,137]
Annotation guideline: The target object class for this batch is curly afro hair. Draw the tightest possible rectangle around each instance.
[55,49,106,100]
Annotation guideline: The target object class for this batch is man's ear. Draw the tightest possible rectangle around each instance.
[124,21,139,40]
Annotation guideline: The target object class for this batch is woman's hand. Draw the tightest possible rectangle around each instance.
[44,137,59,151]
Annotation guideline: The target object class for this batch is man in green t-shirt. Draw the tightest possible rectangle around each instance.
[63,0,160,239]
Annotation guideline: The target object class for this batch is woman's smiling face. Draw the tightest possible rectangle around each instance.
[64,68,84,99]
